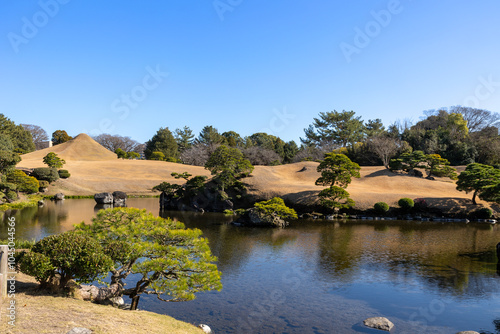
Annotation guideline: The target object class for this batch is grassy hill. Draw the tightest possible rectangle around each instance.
[18,134,490,212]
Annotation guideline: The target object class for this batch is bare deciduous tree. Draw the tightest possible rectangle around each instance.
[241,146,281,165]
[180,143,212,166]
[21,124,48,150]
[367,136,409,169]
[93,134,140,152]
[450,105,500,133]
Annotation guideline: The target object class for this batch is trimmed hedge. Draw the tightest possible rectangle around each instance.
[32,167,59,183]
[398,198,414,210]
[374,202,389,214]
[58,169,71,179]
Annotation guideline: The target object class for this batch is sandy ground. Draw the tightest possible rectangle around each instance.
[18,134,495,212]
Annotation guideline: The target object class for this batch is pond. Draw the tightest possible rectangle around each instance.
[2,198,500,334]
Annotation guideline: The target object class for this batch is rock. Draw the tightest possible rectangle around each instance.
[67,328,92,334]
[363,317,394,331]
[109,296,125,306]
[198,324,212,333]
[37,200,44,206]
[298,166,308,172]
[426,176,435,180]
[112,191,127,206]
[456,332,480,334]
[53,193,65,200]
[94,192,113,204]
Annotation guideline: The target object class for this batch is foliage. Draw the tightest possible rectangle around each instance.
[171,172,192,180]
[389,150,427,173]
[126,151,140,159]
[51,130,72,145]
[43,152,66,169]
[150,151,165,161]
[0,133,14,151]
[0,238,35,249]
[222,131,244,148]
[0,114,35,153]
[374,202,389,214]
[38,180,49,188]
[152,182,182,196]
[318,186,355,210]
[195,125,226,147]
[223,209,234,215]
[205,145,254,191]
[5,190,18,201]
[144,127,179,161]
[174,126,195,152]
[58,169,71,179]
[32,167,60,183]
[398,198,414,210]
[75,208,222,310]
[450,105,499,133]
[301,110,365,148]
[414,198,428,210]
[6,169,39,193]
[469,207,493,219]
[253,197,298,220]
[115,148,127,159]
[0,150,21,172]
[424,154,457,179]
[316,153,361,188]
[18,231,113,288]
[456,163,500,204]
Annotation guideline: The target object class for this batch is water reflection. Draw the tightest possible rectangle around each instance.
[2,200,500,333]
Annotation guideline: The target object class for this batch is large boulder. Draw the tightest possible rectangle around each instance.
[94,192,113,204]
[363,317,394,331]
[235,208,287,227]
[67,328,92,334]
[112,191,127,207]
[53,193,65,201]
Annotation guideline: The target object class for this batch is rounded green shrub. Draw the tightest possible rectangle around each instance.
[32,167,59,183]
[470,208,493,219]
[0,182,17,191]
[38,180,49,189]
[6,190,17,201]
[6,170,39,194]
[58,169,71,179]
[18,231,113,288]
[374,202,389,214]
[398,197,414,210]
[254,197,298,220]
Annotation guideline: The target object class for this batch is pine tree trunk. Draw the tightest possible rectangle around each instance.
[472,190,478,205]
[130,295,140,310]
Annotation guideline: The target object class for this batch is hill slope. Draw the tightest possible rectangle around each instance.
[18,134,483,211]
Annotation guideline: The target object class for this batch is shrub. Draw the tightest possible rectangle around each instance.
[58,169,71,179]
[150,151,165,161]
[254,197,298,220]
[38,180,49,189]
[235,208,246,215]
[374,202,389,214]
[414,198,428,210]
[223,209,234,215]
[5,190,17,201]
[6,170,39,193]
[470,208,493,219]
[18,231,113,288]
[0,182,17,191]
[32,167,59,183]
[398,198,414,210]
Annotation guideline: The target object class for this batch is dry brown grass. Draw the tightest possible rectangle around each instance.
[0,273,202,334]
[18,134,487,211]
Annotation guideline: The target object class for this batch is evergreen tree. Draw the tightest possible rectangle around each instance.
[51,130,73,145]
[144,127,179,161]
[174,126,195,152]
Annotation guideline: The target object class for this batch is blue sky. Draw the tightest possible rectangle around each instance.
[1,0,499,144]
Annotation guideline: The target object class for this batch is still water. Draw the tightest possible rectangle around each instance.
[2,199,500,333]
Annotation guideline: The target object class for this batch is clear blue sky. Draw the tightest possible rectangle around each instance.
[1,0,499,144]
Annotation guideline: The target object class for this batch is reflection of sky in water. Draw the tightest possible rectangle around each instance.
[2,199,500,333]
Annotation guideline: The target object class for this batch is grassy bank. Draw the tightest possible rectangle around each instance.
[0,195,43,212]
[0,273,203,334]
